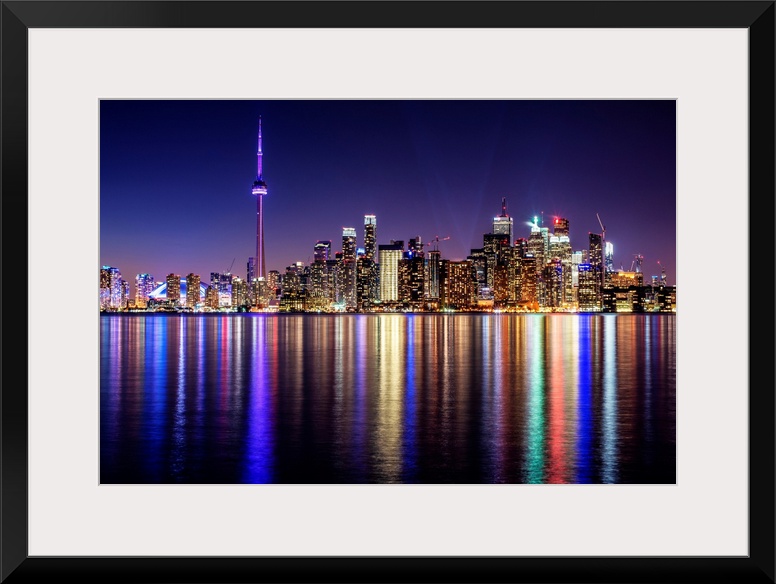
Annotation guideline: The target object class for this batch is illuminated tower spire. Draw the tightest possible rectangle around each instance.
[257,116,263,179]
[251,116,268,280]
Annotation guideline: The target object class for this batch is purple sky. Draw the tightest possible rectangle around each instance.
[100,99,676,289]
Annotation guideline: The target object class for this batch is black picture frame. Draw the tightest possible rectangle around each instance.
[2,1,773,583]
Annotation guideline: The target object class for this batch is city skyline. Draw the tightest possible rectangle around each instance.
[100,99,676,288]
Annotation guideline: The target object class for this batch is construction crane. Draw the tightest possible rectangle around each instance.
[226,257,235,274]
[631,254,644,272]
[596,213,606,244]
[425,235,451,252]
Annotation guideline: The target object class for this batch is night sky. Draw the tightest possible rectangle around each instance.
[100,100,676,290]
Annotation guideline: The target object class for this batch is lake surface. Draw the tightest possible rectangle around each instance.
[100,313,676,484]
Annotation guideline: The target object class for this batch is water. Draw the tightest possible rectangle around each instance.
[100,313,676,484]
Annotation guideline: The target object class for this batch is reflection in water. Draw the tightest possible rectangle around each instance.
[100,314,676,484]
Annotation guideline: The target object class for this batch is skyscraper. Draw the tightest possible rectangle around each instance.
[492,197,513,245]
[588,232,604,309]
[550,217,573,306]
[314,240,332,263]
[364,215,377,261]
[251,117,269,280]
[100,266,123,310]
[135,273,155,308]
[166,273,181,305]
[426,249,441,301]
[378,242,404,303]
[342,227,357,309]
[186,273,201,308]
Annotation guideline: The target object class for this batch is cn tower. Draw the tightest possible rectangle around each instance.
[251,117,268,279]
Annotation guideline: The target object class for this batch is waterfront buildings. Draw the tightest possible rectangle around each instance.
[378,241,404,304]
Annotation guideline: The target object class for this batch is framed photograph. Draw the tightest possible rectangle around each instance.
[3,1,773,583]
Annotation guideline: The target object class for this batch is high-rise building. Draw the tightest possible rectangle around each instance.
[364,215,377,262]
[356,258,377,311]
[519,255,538,308]
[426,249,441,301]
[247,257,257,285]
[135,273,155,308]
[589,232,604,296]
[121,280,129,310]
[407,236,424,258]
[267,270,280,299]
[341,227,357,309]
[166,273,181,305]
[99,266,123,310]
[543,258,564,309]
[440,260,475,310]
[279,267,304,312]
[550,217,573,306]
[483,232,509,292]
[186,273,201,308]
[467,248,488,297]
[314,240,332,263]
[577,263,602,312]
[492,197,513,245]
[210,272,233,307]
[251,116,269,280]
[398,255,425,309]
[205,286,219,309]
[231,277,249,308]
[378,242,404,302]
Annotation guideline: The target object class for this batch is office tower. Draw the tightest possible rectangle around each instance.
[501,246,521,306]
[467,248,488,297]
[550,217,573,305]
[364,215,377,261]
[251,116,269,280]
[440,260,475,310]
[378,242,404,302]
[341,227,357,309]
[314,240,332,263]
[166,273,181,305]
[527,218,545,265]
[186,273,201,308]
[492,197,513,245]
[483,232,509,292]
[135,273,155,308]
